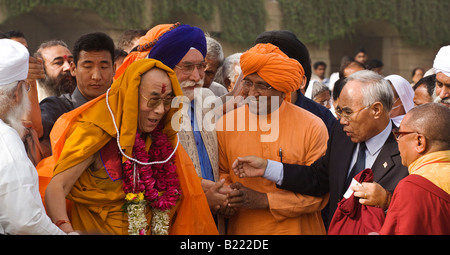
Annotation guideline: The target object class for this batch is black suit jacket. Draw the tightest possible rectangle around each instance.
[280,121,409,225]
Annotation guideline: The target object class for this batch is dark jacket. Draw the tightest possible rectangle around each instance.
[280,121,409,225]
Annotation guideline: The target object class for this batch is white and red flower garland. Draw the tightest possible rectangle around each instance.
[122,124,180,235]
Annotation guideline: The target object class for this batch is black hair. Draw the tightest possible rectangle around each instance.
[72,32,115,66]
[4,30,26,39]
[413,74,436,96]
[332,77,347,101]
[255,30,312,86]
[313,61,327,70]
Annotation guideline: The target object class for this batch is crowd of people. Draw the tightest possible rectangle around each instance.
[0,22,448,235]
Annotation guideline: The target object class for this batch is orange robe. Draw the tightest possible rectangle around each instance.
[217,102,329,235]
[39,59,217,235]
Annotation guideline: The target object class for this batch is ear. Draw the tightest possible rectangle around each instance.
[69,61,77,77]
[14,82,23,103]
[370,102,383,119]
[415,134,427,153]
[299,75,307,91]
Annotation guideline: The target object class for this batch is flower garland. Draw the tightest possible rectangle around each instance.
[122,124,180,235]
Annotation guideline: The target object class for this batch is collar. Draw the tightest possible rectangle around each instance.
[408,150,450,174]
[70,87,89,108]
[365,121,392,156]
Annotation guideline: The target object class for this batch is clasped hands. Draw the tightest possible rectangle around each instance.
[231,155,391,209]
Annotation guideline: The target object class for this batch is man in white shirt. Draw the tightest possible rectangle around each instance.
[0,39,66,235]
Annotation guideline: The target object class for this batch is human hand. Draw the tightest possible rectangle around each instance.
[27,56,45,80]
[227,182,268,209]
[351,182,391,209]
[205,179,232,212]
[232,156,267,178]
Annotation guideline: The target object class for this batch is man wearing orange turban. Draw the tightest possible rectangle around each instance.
[217,43,329,235]
[240,43,305,103]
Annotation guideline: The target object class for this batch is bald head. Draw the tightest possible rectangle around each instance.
[403,103,450,150]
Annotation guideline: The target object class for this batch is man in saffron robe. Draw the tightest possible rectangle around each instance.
[45,59,218,235]
[217,43,329,235]
[379,103,450,235]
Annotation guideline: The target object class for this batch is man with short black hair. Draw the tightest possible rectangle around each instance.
[39,32,115,156]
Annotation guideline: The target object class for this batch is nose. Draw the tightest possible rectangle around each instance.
[62,60,71,72]
[91,66,102,81]
[152,100,166,115]
[439,85,450,99]
[189,66,203,83]
[339,116,349,126]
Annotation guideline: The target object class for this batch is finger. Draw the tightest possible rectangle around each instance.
[211,179,226,192]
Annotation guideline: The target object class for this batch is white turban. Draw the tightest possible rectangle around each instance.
[433,45,450,77]
[0,39,29,86]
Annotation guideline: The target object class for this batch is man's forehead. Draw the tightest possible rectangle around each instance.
[178,48,204,64]
[436,72,450,85]
[41,45,71,58]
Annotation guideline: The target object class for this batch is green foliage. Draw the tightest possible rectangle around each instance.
[3,0,144,28]
[3,0,449,46]
[277,0,450,46]
[216,0,266,44]
[151,0,266,44]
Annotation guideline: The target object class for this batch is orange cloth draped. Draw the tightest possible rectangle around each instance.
[114,23,180,81]
[39,59,217,235]
[240,43,304,102]
[217,102,329,235]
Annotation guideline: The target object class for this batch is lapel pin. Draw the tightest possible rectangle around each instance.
[383,162,388,168]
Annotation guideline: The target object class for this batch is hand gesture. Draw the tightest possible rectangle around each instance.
[232,156,267,178]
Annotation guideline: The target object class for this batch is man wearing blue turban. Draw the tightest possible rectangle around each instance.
[148,24,229,234]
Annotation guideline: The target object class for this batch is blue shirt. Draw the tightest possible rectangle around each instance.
[265,121,393,186]
[189,101,214,181]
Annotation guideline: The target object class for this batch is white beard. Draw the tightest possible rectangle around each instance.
[3,86,31,138]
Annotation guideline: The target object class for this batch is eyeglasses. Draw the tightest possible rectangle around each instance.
[335,105,369,120]
[392,128,420,140]
[242,79,273,92]
[18,80,31,92]
[141,94,174,108]
[175,62,206,75]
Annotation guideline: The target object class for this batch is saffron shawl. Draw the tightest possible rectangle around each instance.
[39,59,217,235]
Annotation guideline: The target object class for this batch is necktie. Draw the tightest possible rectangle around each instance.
[345,142,366,189]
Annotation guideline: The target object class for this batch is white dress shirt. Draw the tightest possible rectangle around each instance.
[264,121,393,186]
[0,119,65,235]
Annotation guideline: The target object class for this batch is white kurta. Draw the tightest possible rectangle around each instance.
[0,119,65,235]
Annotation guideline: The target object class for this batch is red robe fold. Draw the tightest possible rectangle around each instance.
[379,174,450,235]
[328,168,386,235]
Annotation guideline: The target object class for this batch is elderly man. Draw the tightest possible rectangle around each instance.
[432,45,450,108]
[233,70,409,227]
[0,39,65,235]
[147,24,224,190]
[204,35,228,97]
[218,43,329,235]
[379,103,450,234]
[45,59,218,235]
[34,40,76,102]
[39,32,115,157]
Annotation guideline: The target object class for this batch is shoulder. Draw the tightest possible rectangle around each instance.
[0,122,31,171]
[209,82,228,97]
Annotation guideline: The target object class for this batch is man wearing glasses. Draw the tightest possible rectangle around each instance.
[147,24,232,234]
[379,103,450,234]
[232,70,409,229]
